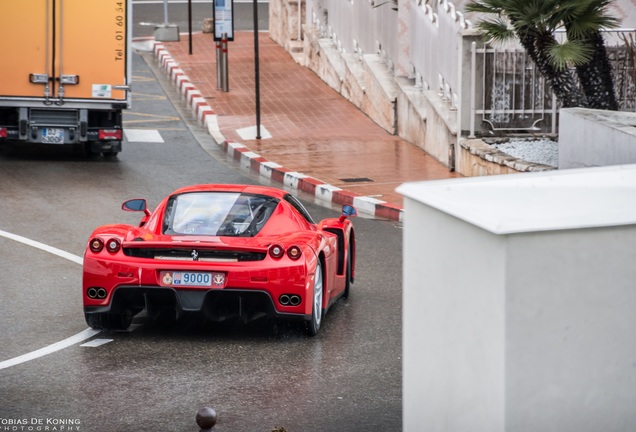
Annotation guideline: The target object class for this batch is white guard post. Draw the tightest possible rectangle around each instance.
[398,164,636,432]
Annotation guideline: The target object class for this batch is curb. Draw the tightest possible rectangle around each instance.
[152,42,403,222]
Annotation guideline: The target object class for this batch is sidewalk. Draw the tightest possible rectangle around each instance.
[150,31,459,221]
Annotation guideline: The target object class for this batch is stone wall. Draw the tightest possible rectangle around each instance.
[458,139,556,177]
[269,0,302,53]
[298,25,399,136]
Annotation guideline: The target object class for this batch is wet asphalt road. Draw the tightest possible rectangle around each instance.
[0,47,403,430]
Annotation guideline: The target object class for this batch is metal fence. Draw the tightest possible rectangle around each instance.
[468,30,636,137]
[468,44,558,137]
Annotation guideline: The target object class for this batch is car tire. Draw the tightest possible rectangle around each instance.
[305,260,324,336]
[343,242,352,299]
[85,311,132,331]
[85,312,106,329]
[110,311,133,331]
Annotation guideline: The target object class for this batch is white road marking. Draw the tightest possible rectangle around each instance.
[81,338,114,348]
[0,329,101,370]
[124,128,164,143]
[0,229,83,265]
[237,125,272,140]
[0,230,102,369]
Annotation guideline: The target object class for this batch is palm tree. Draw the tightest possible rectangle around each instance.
[466,0,586,107]
[466,0,619,110]
[555,0,619,110]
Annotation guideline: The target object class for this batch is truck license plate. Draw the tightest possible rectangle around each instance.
[42,128,64,144]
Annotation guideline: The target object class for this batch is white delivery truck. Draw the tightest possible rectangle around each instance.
[0,0,132,157]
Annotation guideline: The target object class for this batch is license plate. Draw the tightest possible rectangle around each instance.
[159,271,226,288]
[42,128,64,144]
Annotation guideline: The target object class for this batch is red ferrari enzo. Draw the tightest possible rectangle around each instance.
[82,184,357,335]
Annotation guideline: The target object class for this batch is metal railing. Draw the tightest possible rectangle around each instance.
[409,0,471,109]
[467,29,636,137]
[468,43,558,137]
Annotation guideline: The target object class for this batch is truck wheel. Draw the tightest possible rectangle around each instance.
[82,143,101,158]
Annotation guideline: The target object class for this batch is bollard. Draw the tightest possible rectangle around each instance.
[195,406,217,431]
[221,33,229,92]
[216,41,222,89]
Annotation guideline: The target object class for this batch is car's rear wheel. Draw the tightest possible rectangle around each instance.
[343,242,352,299]
[85,313,105,329]
[305,260,324,336]
[85,311,133,331]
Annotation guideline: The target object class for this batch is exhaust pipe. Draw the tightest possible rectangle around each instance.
[87,287,108,299]
[279,294,301,306]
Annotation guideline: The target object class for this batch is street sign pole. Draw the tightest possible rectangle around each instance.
[188,0,193,54]
[213,0,234,93]
[253,0,261,140]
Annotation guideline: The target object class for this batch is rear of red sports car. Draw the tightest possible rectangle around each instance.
[82,185,355,334]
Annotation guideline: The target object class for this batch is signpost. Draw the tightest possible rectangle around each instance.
[213,0,234,42]
[213,0,234,92]
[253,0,261,139]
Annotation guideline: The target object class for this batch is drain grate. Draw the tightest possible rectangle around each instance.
[340,177,374,183]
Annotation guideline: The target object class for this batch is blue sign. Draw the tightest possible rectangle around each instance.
[213,0,234,41]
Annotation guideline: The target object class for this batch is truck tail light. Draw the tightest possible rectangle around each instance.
[98,129,122,140]
[0,128,7,138]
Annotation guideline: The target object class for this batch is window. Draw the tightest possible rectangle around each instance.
[163,192,279,236]
[284,194,316,224]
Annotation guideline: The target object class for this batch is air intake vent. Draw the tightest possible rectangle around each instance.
[30,109,78,126]
[123,248,266,262]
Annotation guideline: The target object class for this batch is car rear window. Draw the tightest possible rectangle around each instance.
[163,192,279,236]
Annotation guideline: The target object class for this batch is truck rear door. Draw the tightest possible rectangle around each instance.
[0,0,130,103]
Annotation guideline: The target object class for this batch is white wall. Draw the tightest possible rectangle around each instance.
[399,165,636,432]
[506,228,636,431]
[559,108,636,169]
[402,200,505,432]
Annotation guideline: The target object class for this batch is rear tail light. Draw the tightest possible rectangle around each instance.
[287,246,302,260]
[89,238,104,253]
[0,128,7,138]
[98,129,122,140]
[269,244,284,259]
[106,238,121,253]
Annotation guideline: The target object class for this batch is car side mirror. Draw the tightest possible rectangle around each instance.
[342,205,358,217]
[122,199,151,217]
[339,204,358,222]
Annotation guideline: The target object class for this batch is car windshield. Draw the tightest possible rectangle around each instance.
[163,192,279,236]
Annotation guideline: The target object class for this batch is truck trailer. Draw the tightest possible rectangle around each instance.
[0,0,132,157]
